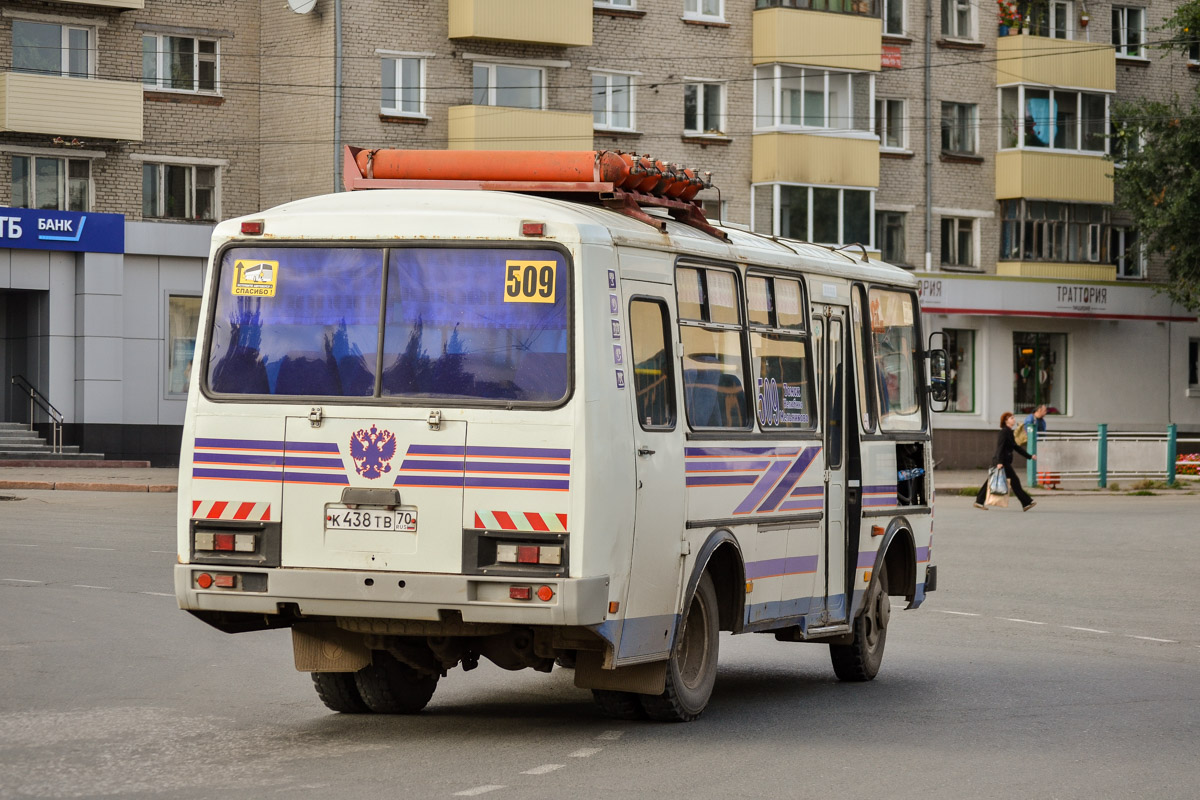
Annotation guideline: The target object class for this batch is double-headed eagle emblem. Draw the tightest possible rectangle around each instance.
[349,425,397,479]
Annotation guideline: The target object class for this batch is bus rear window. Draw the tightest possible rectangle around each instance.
[205,246,569,404]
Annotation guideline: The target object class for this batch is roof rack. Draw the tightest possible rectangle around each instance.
[341,146,728,241]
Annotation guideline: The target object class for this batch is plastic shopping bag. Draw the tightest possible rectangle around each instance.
[985,467,1010,507]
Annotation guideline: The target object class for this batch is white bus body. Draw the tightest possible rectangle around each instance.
[176,187,938,721]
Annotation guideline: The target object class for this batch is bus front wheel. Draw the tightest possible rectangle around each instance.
[354,650,439,714]
[830,569,890,681]
[640,572,719,722]
[311,671,370,713]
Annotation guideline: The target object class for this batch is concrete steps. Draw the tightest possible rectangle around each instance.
[0,422,105,461]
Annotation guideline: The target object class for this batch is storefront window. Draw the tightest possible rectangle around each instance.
[167,295,201,395]
[944,328,975,412]
[1013,332,1066,414]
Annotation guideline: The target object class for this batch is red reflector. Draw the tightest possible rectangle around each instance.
[516,545,539,564]
[536,585,554,602]
[214,574,236,588]
[521,221,545,237]
[509,586,532,601]
[214,533,235,551]
[196,573,213,589]
[241,220,264,235]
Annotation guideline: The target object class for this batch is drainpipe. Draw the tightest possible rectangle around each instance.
[924,0,933,271]
[333,0,343,192]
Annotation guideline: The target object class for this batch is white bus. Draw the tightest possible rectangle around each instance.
[175,149,944,722]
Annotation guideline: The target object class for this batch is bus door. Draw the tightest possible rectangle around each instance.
[814,305,848,626]
[617,283,686,662]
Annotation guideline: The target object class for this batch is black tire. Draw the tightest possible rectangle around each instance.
[640,572,719,722]
[592,689,646,720]
[311,671,371,714]
[830,569,890,682]
[354,650,439,714]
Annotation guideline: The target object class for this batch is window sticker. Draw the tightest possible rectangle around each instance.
[611,319,621,338]
[613,344,624,365]
[607,269,617,289]
[609,294,619,314]
[615,369,626,389]
[232,259,278,297]
[504,260,556,303]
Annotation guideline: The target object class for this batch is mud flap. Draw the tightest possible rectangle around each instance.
[292,622,371,673]
[573,650,667,695]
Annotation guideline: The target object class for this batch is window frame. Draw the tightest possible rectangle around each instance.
[876,97,907,150]
[939,216,976,268]
[940,101,978,155]
[1110,226,1144,279]
[875,210,907,265]
[1112,6,1146,59]
[683,79,726,135]
[753,183,876,248]
[142,33,221,94]
[12,19,95,79]
[943,327,976,413]
[745,272,817,432]
[165,293,202,399]
[380,55,427,118]
[998,84,1110,154]
[754,64,868,133]
[628,296,677,431]
[683,0,725,22]
[10,155,91,212]
[1188,339,1200,394]
[999,199,1110,264]
[883,0,905,35]
[472,62,547,110]
[866,287,926,433]
[592,70,637,131]
[675,263,752,432]
[595,0,635,7]
[940,0,975,40]
[1012,331,1068,415]
[142,162,219,221]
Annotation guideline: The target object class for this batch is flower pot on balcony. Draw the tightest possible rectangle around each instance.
[1079,14,1090,27]
[999,24,1010,36]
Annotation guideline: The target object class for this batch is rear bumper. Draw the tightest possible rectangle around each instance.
[174,565,610,627]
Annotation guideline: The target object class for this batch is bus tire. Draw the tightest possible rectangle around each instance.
[830,569,890,682]
[592,690,646,720]
[640,572,719,722]
[311,671,370,714]
[354,650,439,714]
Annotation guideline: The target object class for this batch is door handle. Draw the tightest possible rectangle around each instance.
[637,447,656,456]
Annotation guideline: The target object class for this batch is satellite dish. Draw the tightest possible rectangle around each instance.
[287,0,318,13]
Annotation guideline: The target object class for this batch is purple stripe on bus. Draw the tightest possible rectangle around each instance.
[790,485,824,496]
[745,555,819,580]
[406,444,571,459]
[685,460,772,472]
[194,452,284,467]
[861,484,896,493]
[863,498,895,506]
[916,546,930,562]
[757,447,820,512]
[195,438,285,451]
[466,476,569,491]
[732,459,793,514]
[686,475,759,487]
[193,467,282,482]
[286,443,342,454]
[283,456,345,469]
[857,551,877,568]
[685,446,800,458]
[398,459,570,475]
[283,471,349,485]
[777,498,823,511]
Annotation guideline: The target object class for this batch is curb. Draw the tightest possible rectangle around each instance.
[0,480,177,493]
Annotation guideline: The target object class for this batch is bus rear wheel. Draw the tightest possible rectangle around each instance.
[830,569,890,681]
[354,650,439,714]
[311,671,370,713]
[640,572,719,722]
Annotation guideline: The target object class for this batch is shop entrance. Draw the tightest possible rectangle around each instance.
[1,289,49,425]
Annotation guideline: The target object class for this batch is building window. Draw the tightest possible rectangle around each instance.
[1000,200,1109,263]
[700,198,728,222]
[754,184,873,246]
[592,72,635,131]
[1190,340,1200,391]
[1029,0,1073,39]
[167,295,202,396]
[1000,86,1107,152]
[381,57,425,117]
[12,20,92,78]
[1112,7,1145,58]
[754,0,878,17]
[684,81,725,135]
[755,65,865,131]
[11,156,90,212]
[1189,40,1199,64]
[676,266,749,430]
[876,211,906,265]
[142,164,217,221]
[941,0,973,38]
[944,328,975,413]
[142,35,218,93]
[473,64,544,109]
[941,102,977,154]
[1110,227,1143,278]
[883,0,904,34]
[1013,332,1066,414]
[596,0,635,6]
[876,98,906,149]
[940,217,974,267]
[684,0,724,22]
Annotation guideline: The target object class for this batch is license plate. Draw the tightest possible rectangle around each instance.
[325,505,417,533]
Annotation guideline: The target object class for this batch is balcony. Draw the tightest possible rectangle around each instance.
[449,0,592,47]
[995,150,1112,204]
[0,73,143,141]
[54,0,144,7]
[448,106,593,151]
[996,261,1116,281]
[753,7,881,72]
[996,35,1114,92]
[752,132,878,187]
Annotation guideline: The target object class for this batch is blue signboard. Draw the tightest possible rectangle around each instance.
[0,207,124,254]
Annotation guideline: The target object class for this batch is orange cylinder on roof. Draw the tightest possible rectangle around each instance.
[353,149,631,185]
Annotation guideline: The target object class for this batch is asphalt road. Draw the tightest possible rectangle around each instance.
[1,490,1197,799]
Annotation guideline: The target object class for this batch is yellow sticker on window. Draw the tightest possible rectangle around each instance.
[232,259,278,297]
[503,260,557,304]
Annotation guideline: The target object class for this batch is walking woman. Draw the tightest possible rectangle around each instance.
[975,411,1037,511]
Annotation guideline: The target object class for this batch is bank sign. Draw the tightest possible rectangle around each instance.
[0,207,125,254]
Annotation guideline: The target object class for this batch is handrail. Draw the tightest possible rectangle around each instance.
[10,375,63,454]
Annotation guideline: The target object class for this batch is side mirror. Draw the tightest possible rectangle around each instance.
[928,349,949,407]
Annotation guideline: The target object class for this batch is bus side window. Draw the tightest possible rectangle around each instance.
[629,299,676,430]
[676,266,750,430]
[851,285,876,432]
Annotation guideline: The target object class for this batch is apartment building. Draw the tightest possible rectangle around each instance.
[2,0,1198,464]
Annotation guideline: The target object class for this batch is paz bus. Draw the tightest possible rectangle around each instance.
[174,148,946,722]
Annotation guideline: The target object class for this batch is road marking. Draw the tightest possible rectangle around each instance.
[570,747,603,758]
[935,610,981,616]
[0,543,37,548]
[454,786,505,797]
[74,546,115,551]
[596,730,624,741]
[1063,626,1109,634]
[1,578,43,584]
[1127,635,1177,643]
[521,764,564,775]
[72,585,111,590]
[150,550,175,555]
[1002,618,1047,625]
[139,591,175,597]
